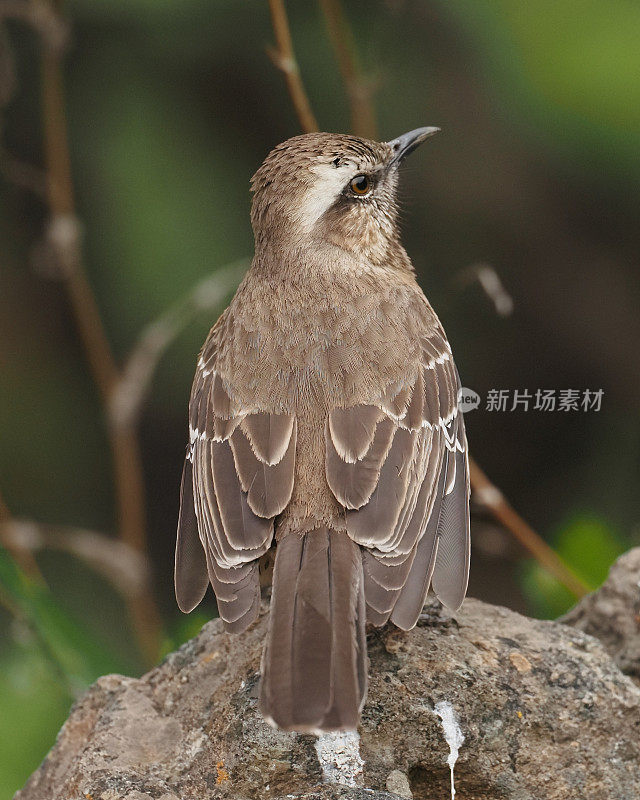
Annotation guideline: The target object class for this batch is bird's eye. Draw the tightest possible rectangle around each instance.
[349,174,372,196]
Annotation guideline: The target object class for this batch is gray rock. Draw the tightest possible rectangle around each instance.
[563,547,640,683]
[385,768,413,798]
[16,558,640,800]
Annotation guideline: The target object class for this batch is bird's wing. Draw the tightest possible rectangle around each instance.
[175,324,297,632]
[325,323,470,629]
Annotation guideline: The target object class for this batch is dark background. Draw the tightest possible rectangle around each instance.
[1,0,639,795]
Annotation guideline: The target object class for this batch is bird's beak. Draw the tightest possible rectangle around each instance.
[387,127,440,165]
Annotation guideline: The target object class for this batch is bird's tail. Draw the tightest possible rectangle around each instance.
[259,526,367,732]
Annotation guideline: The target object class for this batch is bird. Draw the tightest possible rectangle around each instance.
[174,128,470,733]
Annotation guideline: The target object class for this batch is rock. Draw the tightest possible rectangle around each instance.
[385,769,413,798]
[562,547,640,683]
[16,569,640,800]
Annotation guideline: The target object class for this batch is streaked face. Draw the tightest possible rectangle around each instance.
[310,151,401,257]
[296,150,395,230]
[251,133,400,255]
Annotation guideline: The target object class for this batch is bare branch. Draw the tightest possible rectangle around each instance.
[469,459,589,598]
[110,260,248,430]
[318,0,377,138]
[456,262,514,317]
[0,1,68,53]
[37,4,161,662]
[267,0,318,133]
[3,518,150,601]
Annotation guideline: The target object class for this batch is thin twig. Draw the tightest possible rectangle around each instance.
[317,0,377,138]
[0,489,45,582]
[0,0,68,52]
[3,518,150,602]
[469,459,589,598]
[110,261,247,431]
[39,3,161,662]
[267,0,318,133]
[455,262,514,317]
[0,147,49,200]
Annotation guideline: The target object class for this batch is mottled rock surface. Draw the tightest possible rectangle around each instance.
[563,547,640,684]
[16,551,640,800]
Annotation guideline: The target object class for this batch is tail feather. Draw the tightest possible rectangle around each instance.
[259,533,301,727]
[259,527,367,732]
[390,464,447,630]
[292,533,333,723]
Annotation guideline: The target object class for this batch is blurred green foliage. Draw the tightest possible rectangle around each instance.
[0,642,71,797]
[453,0,640,176]
[522,513,627,619]
[1,0,639,797]
[0,550,126,686]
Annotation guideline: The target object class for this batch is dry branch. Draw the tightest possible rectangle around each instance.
[267,0,318,133]
[469,460,589,597]
[318,0,377,138]
[3,518,150,601]
[38,2,161,661]
[110,261,247,431]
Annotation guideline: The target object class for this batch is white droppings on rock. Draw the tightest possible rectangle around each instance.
[314,731,363,787]
[434,701,465,800]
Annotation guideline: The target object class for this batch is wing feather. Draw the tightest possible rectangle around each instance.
[240,412,296,465]
[175,323,297,631]
[431,445,471,611]
[325,416,395,509]
[328,405,383,462]
[175,458,209,613]
[230,422,297,517]
[325,321,470,628]
[210,437,273,551]
[345,426,417,546]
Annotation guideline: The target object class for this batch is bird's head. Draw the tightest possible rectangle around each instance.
[250,128,439,265]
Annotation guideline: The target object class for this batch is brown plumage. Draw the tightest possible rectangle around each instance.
[175,128,470,732]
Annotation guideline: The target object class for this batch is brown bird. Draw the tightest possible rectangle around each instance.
[175,128,470,733]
